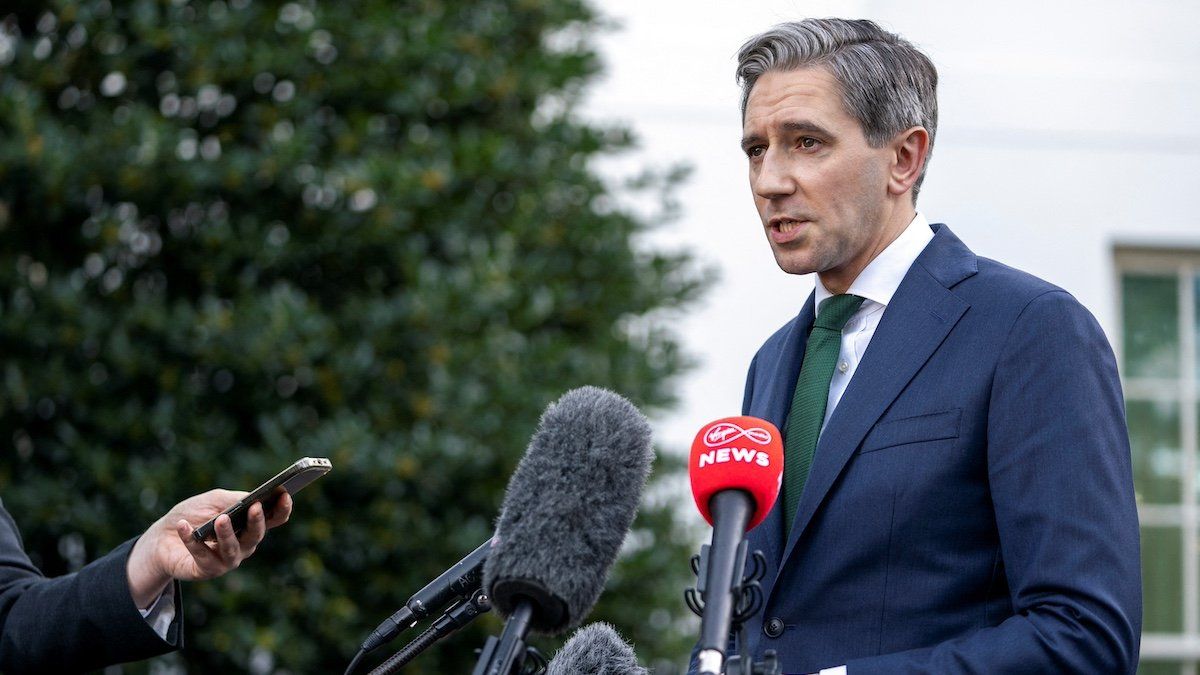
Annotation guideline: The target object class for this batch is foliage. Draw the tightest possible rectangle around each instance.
[0,0,704,672]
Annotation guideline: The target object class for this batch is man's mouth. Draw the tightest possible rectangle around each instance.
[768,217,810,243]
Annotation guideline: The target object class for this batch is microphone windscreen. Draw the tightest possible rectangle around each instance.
[689,416,783,530]
[546,622,647,675]
[484,387,653,634]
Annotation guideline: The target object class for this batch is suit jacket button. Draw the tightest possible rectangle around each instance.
[764,617,785,638]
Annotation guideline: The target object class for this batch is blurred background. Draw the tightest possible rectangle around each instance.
[0,0,1196,673]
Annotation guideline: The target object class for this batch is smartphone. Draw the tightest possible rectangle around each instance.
[192,457,333,542]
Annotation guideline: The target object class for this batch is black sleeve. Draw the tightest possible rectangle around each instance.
[0,500,183,673]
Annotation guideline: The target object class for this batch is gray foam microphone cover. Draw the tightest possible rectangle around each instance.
[547,622,648,675]
[484,386,653,634]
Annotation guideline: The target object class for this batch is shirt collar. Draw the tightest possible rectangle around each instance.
[814,213,935,315]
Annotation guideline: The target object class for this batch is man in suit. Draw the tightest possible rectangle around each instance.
[0,488,292,672]
[722,18,1141,674]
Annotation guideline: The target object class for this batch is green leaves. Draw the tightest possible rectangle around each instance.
[0,1,704,672]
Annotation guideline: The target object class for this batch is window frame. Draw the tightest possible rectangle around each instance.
[1114,246,1200,670]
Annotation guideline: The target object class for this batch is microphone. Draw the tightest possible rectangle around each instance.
[689,416,783,675]
[475,386,654,675]
[546,622,647,675]
[358,537,494,654]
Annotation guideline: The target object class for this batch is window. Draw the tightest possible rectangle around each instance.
[1116,247,1200,674]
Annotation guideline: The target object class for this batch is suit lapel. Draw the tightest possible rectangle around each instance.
[775,224,977,575]
[746,295,814,593]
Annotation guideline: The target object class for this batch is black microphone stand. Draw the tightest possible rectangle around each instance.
[469,598,550,675]
[472,599,532,675]
[685,492,779,675]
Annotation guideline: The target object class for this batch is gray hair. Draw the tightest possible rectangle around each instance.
[737,18,938,200]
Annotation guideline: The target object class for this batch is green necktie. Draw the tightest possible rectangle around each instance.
[783,293,865,536]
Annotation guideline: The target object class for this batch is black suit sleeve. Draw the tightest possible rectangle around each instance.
[0,501,182,673]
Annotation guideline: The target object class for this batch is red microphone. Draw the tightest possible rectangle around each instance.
[690,416,783,530]
[688,416,783,675]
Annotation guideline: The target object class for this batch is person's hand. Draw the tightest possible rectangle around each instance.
[126,489,293,608]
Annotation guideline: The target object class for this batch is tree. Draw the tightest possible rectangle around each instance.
[0,0,704,672]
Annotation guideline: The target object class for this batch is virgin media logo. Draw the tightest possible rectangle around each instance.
[703,422,772,447]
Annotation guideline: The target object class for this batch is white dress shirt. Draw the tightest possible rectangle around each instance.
[812,213,934,429]
[140,585,176,639]
[808,213,933,675]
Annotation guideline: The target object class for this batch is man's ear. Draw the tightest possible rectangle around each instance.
[888,126,930,197]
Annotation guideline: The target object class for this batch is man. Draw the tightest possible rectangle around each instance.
[721,18,1140,674]
[0,488,292,672]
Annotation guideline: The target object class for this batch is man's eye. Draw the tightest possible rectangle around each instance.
[747,146,765,158]
[800,137,819,149]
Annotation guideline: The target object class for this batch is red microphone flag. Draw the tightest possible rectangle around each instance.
[689,416,783,531]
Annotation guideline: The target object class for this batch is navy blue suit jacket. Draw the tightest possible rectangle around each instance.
[0,498,181,673]
[735,224,1140,673]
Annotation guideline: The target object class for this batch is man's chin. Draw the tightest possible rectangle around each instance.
[771,252,819,277]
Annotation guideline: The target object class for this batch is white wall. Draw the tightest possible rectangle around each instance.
[584,0,1200,448]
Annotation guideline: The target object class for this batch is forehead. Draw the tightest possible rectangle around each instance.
[743,66,854,131]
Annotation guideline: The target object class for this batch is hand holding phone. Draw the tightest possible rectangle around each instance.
[192,457,332,542]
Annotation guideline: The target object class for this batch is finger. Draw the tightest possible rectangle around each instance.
[241,501,267,550]
[177,520,220,571]
[265,492,292,528]
[214,514,242,565]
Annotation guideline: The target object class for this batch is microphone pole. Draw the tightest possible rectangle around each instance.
[472,599,535,675]
[695,490,754,675]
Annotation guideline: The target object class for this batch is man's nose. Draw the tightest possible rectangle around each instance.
[752,150,795,200]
